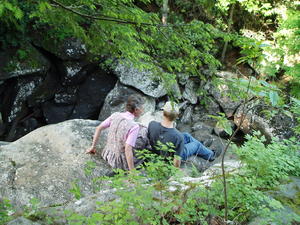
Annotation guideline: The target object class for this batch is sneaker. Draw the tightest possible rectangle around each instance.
[208,150,216,162]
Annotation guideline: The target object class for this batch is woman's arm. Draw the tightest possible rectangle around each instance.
[86,125,104,154]
[124,143,134,170]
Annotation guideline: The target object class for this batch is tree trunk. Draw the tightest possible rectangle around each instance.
[162,0,169,25]
[221,4,235,63]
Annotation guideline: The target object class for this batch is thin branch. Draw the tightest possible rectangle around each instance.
[49,0,190,27]
[221,76,253,223]
[221,3,235,63]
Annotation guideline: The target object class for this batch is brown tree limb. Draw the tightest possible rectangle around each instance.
[221,76,252,223]
[221,3,235,63]
[49,0,189,27]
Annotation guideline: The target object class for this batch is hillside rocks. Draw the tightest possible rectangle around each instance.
[0,119,112,209]
[0,35,296,147]
[0,42,117,141]
[0,33,291,145]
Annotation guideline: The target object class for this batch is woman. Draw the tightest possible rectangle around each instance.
[86,95,145,171]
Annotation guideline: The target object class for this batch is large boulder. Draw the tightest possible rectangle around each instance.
[0,119,112,209]
[19,160,242,225]
[98,82,155,121]
[114,63,167,98]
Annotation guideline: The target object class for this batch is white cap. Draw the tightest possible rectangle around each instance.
[162,101,180,114]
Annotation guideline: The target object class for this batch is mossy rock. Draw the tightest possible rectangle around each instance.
[33,36,87,61]
[272,176,300,215]
[0,44,50,81]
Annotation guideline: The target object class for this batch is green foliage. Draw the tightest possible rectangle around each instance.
[209,112,233,136]
[237,132,300,184]
[290,97,300,135]
[234,36,266,65]
[276,7,300,80]
[22,198,53,223]
[0,199,13,224]
[69,180,83,200]
[62,136,300,224]
[84,161,97,176]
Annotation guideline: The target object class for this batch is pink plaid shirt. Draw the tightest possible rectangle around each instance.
[100,111,139,147]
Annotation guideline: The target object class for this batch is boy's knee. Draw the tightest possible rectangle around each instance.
[182,132,191,137]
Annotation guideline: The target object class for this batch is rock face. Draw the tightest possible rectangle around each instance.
[182,79,198,104]
[34,38,87,61]
[98,82,156,121]
[114,63,167,98]
[0,119,112,209]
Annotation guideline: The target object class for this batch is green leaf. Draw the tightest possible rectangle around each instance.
[269,91,279,106]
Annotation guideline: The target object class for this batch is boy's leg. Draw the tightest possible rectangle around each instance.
[182,132,214,161]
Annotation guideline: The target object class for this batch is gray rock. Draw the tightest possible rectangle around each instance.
[0,119,112,209]
[205,72,243,117]
[35,38,87,61]
[42,102,74,124]
[40,159,242,224]
[138,111,162,127]
[6,76,43,123]
[182,79,198,104]
[206,82,241,118]
[59,61,84,84]
[0,141,10,146]
[54,86,78,105]
[192,122,214,134]
[192,99,221,126]
[58,62,97,86]
[176,123,192,133]
[60,39,87,60]
[7,217,41,225]
[215,71,238,79]
[114,63,167,98]
[69,71,117,119]
[191,132,226,158]
[180,106,193,124]
[98,82,155,121]
[182,159,241,179]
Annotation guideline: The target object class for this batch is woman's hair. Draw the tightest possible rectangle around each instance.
[163,111,179,121]
[126,95,143,113]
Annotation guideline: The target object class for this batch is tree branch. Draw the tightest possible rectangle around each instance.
[49,0,189,27]
[221,76,252,223]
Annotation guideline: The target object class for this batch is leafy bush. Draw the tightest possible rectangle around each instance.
[64,136,300,224]
[0,199,13,224]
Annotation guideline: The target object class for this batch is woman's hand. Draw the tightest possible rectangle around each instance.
[86,146,96,154]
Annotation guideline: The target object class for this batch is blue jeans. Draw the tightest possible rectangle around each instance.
[180,132,214,161]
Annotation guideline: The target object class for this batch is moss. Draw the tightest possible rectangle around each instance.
[274,190,300,215]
